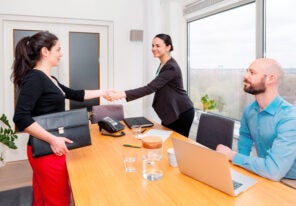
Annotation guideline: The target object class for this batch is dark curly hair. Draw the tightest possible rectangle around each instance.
[11,31,58,87]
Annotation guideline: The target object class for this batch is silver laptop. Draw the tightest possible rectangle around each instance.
[172,138,257,196]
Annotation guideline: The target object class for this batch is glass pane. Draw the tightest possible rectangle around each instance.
[69,32,100,111]
[266,0,296,105]
[188,3,255,119]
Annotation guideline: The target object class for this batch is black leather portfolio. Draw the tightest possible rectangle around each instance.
[123,117,154,128]
[30,108,91,157]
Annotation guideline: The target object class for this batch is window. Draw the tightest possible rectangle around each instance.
[265,0,296,105]
[188,3,255,119]
[187,0,296,120]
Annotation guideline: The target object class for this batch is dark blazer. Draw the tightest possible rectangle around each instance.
[125,58,193,124]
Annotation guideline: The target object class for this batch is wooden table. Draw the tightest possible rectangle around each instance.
[66,123,296,206]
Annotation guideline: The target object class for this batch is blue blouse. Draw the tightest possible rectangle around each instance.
[233,96,296,181]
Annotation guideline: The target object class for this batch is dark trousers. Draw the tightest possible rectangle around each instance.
[162,108,195,137]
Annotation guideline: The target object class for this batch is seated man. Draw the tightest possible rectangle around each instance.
[216,58,296,181]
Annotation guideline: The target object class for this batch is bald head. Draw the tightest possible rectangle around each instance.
[249,58,284,84]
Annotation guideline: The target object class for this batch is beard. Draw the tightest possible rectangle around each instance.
[243,77,266,95]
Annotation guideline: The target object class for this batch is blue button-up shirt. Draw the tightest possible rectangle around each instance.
[233,96,296,181]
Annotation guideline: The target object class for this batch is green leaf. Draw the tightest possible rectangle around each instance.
[0,114,18,149]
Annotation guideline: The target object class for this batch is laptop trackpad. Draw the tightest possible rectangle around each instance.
[231,169,257,196]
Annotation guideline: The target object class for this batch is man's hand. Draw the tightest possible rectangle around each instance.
[216,144,236,161]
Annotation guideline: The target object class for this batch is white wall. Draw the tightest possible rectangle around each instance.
[0,0,187,161]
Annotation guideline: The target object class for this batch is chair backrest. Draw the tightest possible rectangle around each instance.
[280,178,296,189]
[90,104,124,124]
[196,112,235,150]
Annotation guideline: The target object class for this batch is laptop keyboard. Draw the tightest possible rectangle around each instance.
[232,180,243,190]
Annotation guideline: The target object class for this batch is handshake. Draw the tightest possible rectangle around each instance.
[102,90,126,102]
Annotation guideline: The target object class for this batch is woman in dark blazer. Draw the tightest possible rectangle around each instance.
[108,34,194,137]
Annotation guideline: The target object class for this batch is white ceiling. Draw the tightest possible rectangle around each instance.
[163,0,199,4]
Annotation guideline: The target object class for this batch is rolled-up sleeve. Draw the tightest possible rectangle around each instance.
[233,110,296,181]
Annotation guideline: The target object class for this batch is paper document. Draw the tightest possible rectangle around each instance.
[139,129,172,142]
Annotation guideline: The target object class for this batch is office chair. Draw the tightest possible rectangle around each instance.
[280,178,296,189]
[196,112,235,150]
[90,104,124,124]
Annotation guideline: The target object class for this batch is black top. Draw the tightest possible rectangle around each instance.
[13,69,84,131]
[125,58,193,124]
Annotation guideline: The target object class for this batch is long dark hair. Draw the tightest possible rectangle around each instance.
[154,33,174,52]
[11,31,58,87]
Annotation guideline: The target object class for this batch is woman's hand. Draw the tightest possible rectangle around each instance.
[104,90,126,101]
[50,136,73,156]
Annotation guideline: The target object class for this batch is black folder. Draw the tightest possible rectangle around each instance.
[123,117,154,128]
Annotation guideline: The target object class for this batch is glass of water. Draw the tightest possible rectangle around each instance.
[131,125,142,139]
[124,155,137,172]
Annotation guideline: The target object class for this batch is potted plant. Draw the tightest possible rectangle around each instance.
[0,114,18,164]
[201,94,217,112]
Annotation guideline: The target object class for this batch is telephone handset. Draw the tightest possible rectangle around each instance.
[98,116,125,134]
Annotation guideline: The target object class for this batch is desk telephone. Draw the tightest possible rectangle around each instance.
[98,117,125,137]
